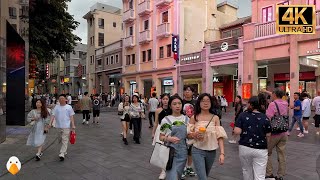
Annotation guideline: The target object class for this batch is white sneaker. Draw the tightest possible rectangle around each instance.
[82,119,86,124]
[296,127,300,131]
[228,140,236,144]
[304,130,309,134]
[86,121,89,125]
[159,170,166,179]
[316,132,320,135]
[130,130,133,135]
[297,133,304,137]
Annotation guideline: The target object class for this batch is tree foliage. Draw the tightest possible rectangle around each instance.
[29,0,81,63]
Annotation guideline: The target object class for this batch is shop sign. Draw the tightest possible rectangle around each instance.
[181,55,200,61]
[64,78,70,83]
[221,42,228,51]
[130,81,136,84]
[163,80,173,86]
[172,35,179,53]
[213,77,220,82]
[306,41,320,54]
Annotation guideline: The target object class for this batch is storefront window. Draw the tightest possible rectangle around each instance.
[0,36,6,143]
[258,79,267,91]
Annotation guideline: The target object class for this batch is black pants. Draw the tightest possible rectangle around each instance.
[129,118,133,130]
[82,110,90,121]
[132,117,142,141]
[149,112,155,127]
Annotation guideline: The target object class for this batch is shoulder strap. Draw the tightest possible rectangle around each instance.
[184,116,188,124]
[274,102,281,115]
[164,116,172,125]
[206,115,215,128]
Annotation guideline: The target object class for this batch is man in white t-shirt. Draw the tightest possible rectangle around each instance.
[312,90,320,135]
[67,94,72,105]
[301,92,312,134]
[148,92,159,128]
[49,94,76,161]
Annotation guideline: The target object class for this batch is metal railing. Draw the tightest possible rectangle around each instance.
[255,21,276,38]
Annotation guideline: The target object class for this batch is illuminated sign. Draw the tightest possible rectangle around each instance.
[46,64,49,79]
[221,42,228,51]
[213,77,219,82]
[181,55,200,61]
[163,80,173,86]
[172,35,179,52]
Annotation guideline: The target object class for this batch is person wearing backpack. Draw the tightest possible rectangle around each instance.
[265,88,288,180]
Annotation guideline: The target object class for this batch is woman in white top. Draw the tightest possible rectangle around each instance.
[118,95,131,145]
[187,93,227,180]
[27,99,51,161]
[129,93,144,144]
[301,92,312,133]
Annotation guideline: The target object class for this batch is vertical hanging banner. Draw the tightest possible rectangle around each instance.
[172,35,179,62]
[45,64,49,79]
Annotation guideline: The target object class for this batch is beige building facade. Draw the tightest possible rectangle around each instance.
[83,3,123,94]
[121,0,238,97]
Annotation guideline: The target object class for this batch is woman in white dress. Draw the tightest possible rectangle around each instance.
[27,99,51,161]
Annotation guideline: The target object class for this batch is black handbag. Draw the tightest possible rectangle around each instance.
[270,102,289,133]
[165,146,175,170]
[118,111,123,116]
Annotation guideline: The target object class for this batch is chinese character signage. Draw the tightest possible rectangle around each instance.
[172,35,179,52]
[242,83,252,100]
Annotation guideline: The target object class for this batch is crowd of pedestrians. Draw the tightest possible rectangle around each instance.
[24,87,320,180]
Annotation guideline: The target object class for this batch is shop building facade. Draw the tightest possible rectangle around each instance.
[204,16,251,104]
[122,0,239,97]
[95,40,122,95]
[242,0,320,100]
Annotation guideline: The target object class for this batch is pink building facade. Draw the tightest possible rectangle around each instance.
[242,0,320,100]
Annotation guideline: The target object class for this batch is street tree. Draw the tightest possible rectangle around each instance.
[29,0,81,63]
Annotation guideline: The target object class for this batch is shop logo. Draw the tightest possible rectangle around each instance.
[6,156,21,175]
[221,42,228,51]
[276,5,316,34]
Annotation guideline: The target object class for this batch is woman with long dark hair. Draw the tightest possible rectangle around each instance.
[234,96,272,180]
[152,93,170,179]
[27,99,51,161]
[129,93,144,144]
[229,95,243,144]
[187,93,227,180]
[258,92,268,114]
[118,95,131,145]
[159,95,188,179]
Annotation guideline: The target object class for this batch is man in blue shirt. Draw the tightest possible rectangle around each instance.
[288,92,304,137]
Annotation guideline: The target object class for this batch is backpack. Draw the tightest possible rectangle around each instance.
[270,102,289,133]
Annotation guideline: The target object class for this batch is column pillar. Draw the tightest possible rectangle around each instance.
[173,66,179,95]
[289,35,299,106]
[315,68,320,93]
[204,44,213,94]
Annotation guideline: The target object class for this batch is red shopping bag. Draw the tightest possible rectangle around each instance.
[229,122,235,129]
[70,131,76,144]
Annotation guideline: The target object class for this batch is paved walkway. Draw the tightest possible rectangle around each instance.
[0,108,319,180]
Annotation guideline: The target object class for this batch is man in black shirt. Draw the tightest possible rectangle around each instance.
[181,86,197,179]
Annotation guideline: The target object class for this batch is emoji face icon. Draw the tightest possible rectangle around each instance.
[6,156,21,175]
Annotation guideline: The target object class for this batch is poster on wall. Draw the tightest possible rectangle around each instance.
[286,81,305,94]
[242,83,252,100]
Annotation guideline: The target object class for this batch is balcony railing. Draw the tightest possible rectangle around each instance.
[155,0,172,7]
[138,0,152,16]
[139,30,151,44]
[123,9,135,23]
[255,21,276,38]
[157,23,170,38]
[317,10,320,26]
[210,37,239,54]
[123,36,135,48]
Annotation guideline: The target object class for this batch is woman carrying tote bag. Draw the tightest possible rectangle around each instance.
[158,95,189,180]
[26,99,51,161]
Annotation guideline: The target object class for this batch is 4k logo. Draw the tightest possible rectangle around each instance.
[276,5,316,34]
